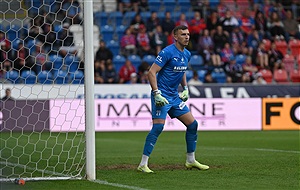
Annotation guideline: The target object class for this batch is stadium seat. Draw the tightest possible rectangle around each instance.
[106,40,120,56]
[197,70,207,82]
[12,38,23,50]
[108,11,123,26]
[162,0,177,12]
[5,70,19,84]
[189,55,204,70]
[235,54,246,65]
[20,70,37,84]
[127,55,142,69]
[64,55,80,73]
[49,54,64,70]
[186,70,193,82]
[94,11,108,27]
[288,39,300,58]
[148,0,163,12]
[140,11,151,21]
[70,70,84,84]
[6,24,20,41]
[142,54,156,65]
[100,25,115,42]
[275,40,288,55]
[209,0,220,8]
[289,69,300,83]
[54,70,69,84]
[273,69,289,83]
[282,54,295,73]
[123,11,136,26]
[177,0,191,12]
[211,71,227,83]
[258,69,273,83]
[37,70,53,84]
[113,55,126,72]
[115,25,126,41]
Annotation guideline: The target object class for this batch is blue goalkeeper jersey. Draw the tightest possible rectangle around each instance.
[154,43,191,97]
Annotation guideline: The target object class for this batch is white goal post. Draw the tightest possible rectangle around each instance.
[0,0,95,182]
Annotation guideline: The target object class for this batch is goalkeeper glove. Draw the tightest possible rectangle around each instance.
[153,90,169,107]
[180,86,189,102]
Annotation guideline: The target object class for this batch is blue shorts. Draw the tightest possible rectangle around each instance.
[151,93,190,119]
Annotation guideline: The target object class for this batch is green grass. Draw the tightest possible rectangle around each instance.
[1,131,299,190]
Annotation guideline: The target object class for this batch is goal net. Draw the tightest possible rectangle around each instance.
[0,0,95,181]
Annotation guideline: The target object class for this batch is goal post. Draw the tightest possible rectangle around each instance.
[0,0,95,182]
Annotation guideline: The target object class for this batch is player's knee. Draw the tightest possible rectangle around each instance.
[151,123,164,136]
[187,120,198,133]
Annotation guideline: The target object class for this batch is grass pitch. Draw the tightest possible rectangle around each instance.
[1,131,299,190]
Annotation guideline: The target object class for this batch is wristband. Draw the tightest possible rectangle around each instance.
[183,86,188,90]
[152,89,161,95]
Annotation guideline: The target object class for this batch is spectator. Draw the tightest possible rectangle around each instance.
[220,10,239,34]
[267,42,284,72]
[146,11,160,36]
[43,23,57,53]
[58,23,77,57]
[104,60,119,84]
[283,10,300,40]
[252,72,267,84]
[239,9,255,36]
[189,11,207,49]
[161,12,175,37]
[176,13,189,28]
[213,25,229,54]
[291,0,300,22]
[128,72,138,84]
[31,41,47,74]
[95,40,113,63]
[247,30,262,53]
[254,10,269,39]
[224,56,243,83]
[137,61,150,76]
[152,25,167,55]
[242,56,258,79]
[120,28,137,57]
[119,59,136,83]
[13,41,34,73]
[217,0,229,18]
[230,26,245,52]
[206,11,221,37]
[117,0,139,14]
[130,13,145,35]
[136,24,154,57]
[188,70,203,85]
[139,71,149,84]
[0,40,14,73]
[198,29,221,66]
[1,88,14,101]
[0,31,10,50]
[94,60,106,84]
[203,71,217,83]
[28,17,44,42]
[138,0,149,12]
[267,11,286,41]
[220,42,234,64]
[254,42,269,69]
[61,0,82,24]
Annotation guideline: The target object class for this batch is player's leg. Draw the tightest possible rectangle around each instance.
[177,112,209,170]
[137,95,169,173]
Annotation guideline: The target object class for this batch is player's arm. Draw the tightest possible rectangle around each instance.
[180,72,189,102]
[147,63,169,106]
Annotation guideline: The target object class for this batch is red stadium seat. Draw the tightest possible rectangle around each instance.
[273,69,289,83]
[288,39,300,58]
[275,40,288,55]
[282,54,295,73]
[258,69,273,83]
[290,69,300,83]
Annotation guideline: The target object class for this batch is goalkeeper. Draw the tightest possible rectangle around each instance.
[137,25,209,173]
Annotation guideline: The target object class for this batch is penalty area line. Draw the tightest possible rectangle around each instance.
[93,179,149,190]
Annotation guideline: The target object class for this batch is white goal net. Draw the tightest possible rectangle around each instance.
[0,0,95,181]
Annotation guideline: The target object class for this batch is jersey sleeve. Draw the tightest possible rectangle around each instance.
[154,49,170,68]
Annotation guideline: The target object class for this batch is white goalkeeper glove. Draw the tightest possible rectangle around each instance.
[180,86,189,102]
[153,90,169,107]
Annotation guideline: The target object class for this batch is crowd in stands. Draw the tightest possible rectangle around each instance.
[1,0,300,85]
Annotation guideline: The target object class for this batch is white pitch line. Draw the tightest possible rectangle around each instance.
[203,147,300,154]
[254,148,300,154]
[93,179,149,190]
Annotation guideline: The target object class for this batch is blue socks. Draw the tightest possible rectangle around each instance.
[186,120,198,153]
[143,123,164,156]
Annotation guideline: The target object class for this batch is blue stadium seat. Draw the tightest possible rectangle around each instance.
[172,12,181,22]
[148,0,163,12]
[209,0,220,8]
[54,70,69,84]
[5,70,19,84]
[107,40,120,56]
[142,55,156,65]
[235,54,247,65]
[25,39,37,54]
[123,11,136,26]
[127,55,142,69]
[94,12,108,27]
[108,11,123,27]
[37,70,53,84]
[64,55,80,73]
[69,70,84,84]
[101,25,115,42]
[197,70,207,82]
[163,0,177,12]
[12,38,23,50]
[186,70,194,82]
[211,71,227,83]
[140,11,151,21]
[185,11,195,21]
[115,25,126,41]
[178,0,191,12]
[189,55,204,70]
[113,55,126,72]
[6,24,20,41]
[49,54,64,70]
[20,70,37,84]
